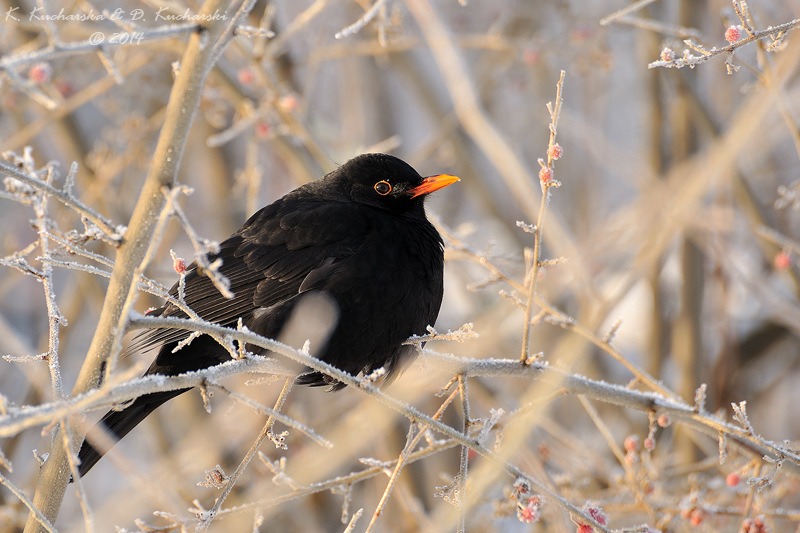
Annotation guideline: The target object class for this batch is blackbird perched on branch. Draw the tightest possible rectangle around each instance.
[77,153,459,476]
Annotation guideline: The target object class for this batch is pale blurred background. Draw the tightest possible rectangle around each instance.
[2,0,800,531]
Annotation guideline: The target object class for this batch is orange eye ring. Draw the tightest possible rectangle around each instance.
[374,180,392,195]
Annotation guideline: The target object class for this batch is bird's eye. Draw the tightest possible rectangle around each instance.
[374,181,392,195]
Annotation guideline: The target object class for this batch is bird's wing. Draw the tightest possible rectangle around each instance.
[128,199,371,353]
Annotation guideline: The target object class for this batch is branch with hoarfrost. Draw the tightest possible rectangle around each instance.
[404,323,479,345]
[0,473,57,533]
[0,23,201,72]
[9,310,797,481]
[520,71,565,364]
[0,18,274,73]
[29,162,66,401]
[364,385,460,533]
[428,351,800,474]
[195,378,295,531]
[0,153,124,243]
[0,313,672,529]
[0,355,326,443]
[165,186,233,299]
[334,0,389,40]
[649,18,800,72]
[216,438,458,521]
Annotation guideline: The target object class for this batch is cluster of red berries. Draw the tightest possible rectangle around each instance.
[741,515,770,533]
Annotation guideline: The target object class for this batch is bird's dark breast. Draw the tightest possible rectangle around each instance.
[314,215,444,383]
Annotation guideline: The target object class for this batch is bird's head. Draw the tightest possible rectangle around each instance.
[333,153,459,215]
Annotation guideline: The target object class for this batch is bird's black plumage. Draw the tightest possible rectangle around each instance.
[76,153,458,476]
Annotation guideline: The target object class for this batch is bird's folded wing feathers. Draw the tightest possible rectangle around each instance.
[128,201,372,353]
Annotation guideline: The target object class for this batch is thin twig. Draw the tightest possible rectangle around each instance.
[0,157,123,242]
[520,70,565,363]
[364,385,461,533]
[456,375,470,533]
[335,0,389,39]
[0,472,58,533]
[197,378,295,530]
[599,0,660,26]
[60,422,94,533]
[0,23,201,71]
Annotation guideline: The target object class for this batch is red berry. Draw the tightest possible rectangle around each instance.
[173,257,187,274]
[726,472,740,487]
[28,62,53,84]
[237,68,255,85]
[624,435,640,452]
[255,122,270,139]
[548,143,563,160]
[660,47,676,62]
[577,525,593,533]
[774,250,791,270]
[644,437,656,451]
[690,508,704,526]
[539,167,553,183]
[725,25,742,43]
[657,414,670,427]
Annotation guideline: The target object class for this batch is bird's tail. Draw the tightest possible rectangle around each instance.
[76,388,189,477]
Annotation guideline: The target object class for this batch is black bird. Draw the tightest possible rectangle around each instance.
[77,153,459,476]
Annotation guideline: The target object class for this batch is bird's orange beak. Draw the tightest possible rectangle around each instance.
[408,174,460,199]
